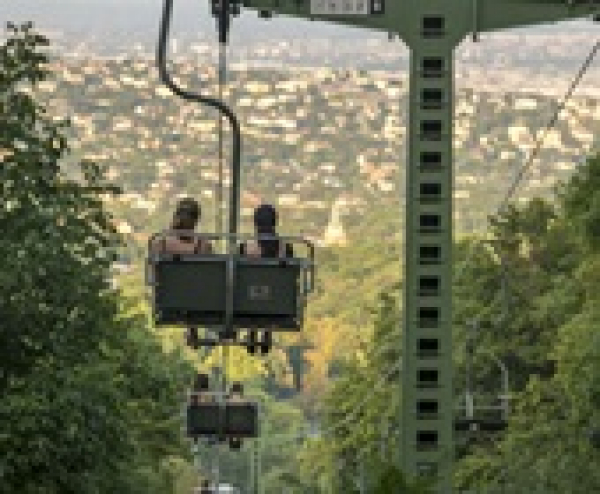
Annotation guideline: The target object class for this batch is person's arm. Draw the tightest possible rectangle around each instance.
[194,238,214,254]
[244,241,262,257]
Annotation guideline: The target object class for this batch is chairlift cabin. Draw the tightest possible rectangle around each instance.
[146,232,315,332]
[186,390,259,440]
[152,0,315,336]
[454,332,510,435]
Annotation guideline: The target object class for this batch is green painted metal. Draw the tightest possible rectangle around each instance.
[242,0,599,37]
[403,26,456,494]
[238,1,600,492]
[476,0,599,33]
[186,401,259,437]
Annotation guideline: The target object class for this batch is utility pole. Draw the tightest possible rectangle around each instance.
[238,1,600,491]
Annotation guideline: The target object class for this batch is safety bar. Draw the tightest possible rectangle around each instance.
[147,230,316,292]
[146,230,315,332]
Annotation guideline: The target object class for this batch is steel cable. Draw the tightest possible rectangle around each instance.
[454,37,600,285]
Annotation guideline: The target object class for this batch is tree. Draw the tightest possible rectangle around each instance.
[0,22,120,384]
[299,285,404,492]
[0,23,192,493]
[305,150,600,492]
[454,154,600,493]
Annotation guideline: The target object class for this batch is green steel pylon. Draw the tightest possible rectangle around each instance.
[237,1,600,491]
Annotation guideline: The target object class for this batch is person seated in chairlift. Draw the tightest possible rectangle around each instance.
[151,197,213,255]
[227,382,244,450]
[240,203,293,258]
[240,204,293,355]
[151,198,212,348]
[189,373,212,406]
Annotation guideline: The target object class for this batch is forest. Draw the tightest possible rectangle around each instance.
[2,23,600,493]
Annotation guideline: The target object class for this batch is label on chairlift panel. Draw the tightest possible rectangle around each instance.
[310,0,383,15]
[248,285,271,301]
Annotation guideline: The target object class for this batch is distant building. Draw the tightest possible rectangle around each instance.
[116,220,133,235]
[514,98,538,110]
[322,199,347,247]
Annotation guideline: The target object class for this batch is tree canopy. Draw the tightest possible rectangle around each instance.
[295,156,600,493]
[0,23,192,494]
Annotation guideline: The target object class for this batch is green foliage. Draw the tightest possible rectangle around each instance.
[559,153,600,251]
[297,285,403,492]
[1,22,120,382]
[453,153,600,492]
[298,151,600,492]
[371,462,433,494]
[0,23,191,493]
[309,206,402,328]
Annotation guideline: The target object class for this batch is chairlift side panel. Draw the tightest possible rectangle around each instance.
[154,256,227,325]
[235,260,301,330]
[187,402,221,437]
[226,402,259,437]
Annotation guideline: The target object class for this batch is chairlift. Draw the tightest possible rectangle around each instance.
[147,232,314,332]
[454,325,510,435]
[187,376,259,447]
[148,0,315,340]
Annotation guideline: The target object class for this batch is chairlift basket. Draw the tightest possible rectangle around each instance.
[147,231,315,331]
[187,401,258,438]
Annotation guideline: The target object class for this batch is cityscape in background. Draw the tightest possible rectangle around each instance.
[27,22,600,248]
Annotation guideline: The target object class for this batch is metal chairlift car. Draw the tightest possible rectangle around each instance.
[147,233,314,332]
[454,334,510,435]
[187,376,259,447]
[149,0,315,337]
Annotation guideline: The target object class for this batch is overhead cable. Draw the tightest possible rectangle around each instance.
[499,38,600,212]
[454,37,600,284]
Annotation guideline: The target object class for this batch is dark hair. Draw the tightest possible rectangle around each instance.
[230,382,244,395]
[254,204,282,257]
[254,204,277,233]
[193,373,210,392]
[172,197,200,230]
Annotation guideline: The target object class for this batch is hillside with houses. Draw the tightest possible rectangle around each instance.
[38,53,600,252]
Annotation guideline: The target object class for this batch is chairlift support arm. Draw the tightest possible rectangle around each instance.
[157,0,242,240]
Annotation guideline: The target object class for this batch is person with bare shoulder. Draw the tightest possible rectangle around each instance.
[240,203,293,258]
[150,198,213,347]
[240,204,293,354]
[151,197,213,255]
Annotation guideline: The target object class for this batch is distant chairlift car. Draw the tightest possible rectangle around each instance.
[146,232,315,332]
[187,376,259,450]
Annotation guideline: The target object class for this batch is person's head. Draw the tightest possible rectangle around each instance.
[230,382,244,396]
[253,204,277,234]
[193,372,210,393]
[172,197,200,230]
